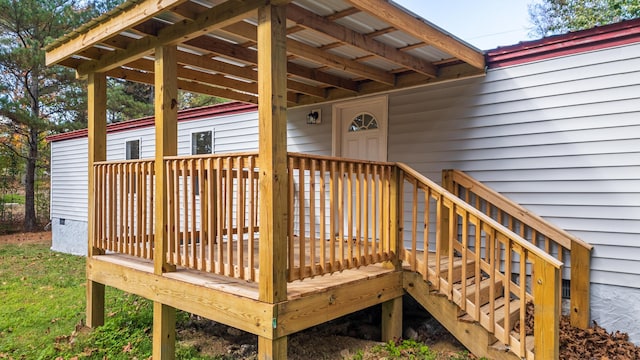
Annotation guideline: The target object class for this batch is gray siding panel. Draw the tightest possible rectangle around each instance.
[50,138,88,222]
[388,42,640,287]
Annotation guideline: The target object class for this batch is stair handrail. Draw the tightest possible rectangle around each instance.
[443,169,592,330]
[397,162,562,359]
[397,164,562,269]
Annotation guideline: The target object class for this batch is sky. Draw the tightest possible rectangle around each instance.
[392,1,536,50]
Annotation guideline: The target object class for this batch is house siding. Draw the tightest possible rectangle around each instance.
[382,42,640,342]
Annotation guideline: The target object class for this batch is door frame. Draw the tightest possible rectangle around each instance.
[331,95,389,160]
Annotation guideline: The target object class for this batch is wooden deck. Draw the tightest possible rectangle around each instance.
[81,154,591,360]
[89,252,403,339]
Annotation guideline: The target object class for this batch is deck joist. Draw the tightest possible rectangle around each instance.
[87,254,402,339]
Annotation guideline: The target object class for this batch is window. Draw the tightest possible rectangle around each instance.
[125,139,140,193]
[348,113,378,132]
[125,139,140,160]
[191,130,213,195]
[191,130,212,155]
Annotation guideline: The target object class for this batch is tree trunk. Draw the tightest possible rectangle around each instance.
[23,128,38,232]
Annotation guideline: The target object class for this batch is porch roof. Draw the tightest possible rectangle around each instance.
[45,0,486,107]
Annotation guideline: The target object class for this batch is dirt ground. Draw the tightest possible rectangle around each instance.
[10,232,639,359]
[3,232,469,359]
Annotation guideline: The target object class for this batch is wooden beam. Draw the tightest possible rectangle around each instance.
[153,302,176,360]
[105,67,260,104]
[570,244,591,329]
[175,51,326,98]
[294,62,484,106]
[533,258,560,360]
[381,296,403,342]
[46,0,190,66]
[276,272,404,337]
[184,36,359,92]
[86,72,107,328]
[86,257,275,337]
[223,21,396,86]
[153,45,178,275]
[76,0,263,76]
[287,4,437,78]
[345,0,486,70]
[257,7,289,360]
[257,4,288,304]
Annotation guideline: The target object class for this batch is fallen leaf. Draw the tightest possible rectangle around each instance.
[123,342,132,353]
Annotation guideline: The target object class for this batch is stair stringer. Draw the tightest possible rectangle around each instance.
[403,272,521,360]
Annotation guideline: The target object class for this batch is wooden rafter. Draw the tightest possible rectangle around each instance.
[345,0,485,69]
[45,0,190,66]
[287,4,437,78]
[221,22,396,86]
[76,0,264,76]
[183,36,359,92]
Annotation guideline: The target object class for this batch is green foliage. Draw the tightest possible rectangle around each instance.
[179,91,227,110]
[0,242,224,359]
[107,78,154,123]
[529,0,640,37]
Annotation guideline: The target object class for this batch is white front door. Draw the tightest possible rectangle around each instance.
[333,95,388,161]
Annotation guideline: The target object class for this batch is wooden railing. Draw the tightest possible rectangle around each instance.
[164,153,260,281]
[287,153,397,281]
[399,164,562,360]
[442,169,592,329]
[92,159,155,259]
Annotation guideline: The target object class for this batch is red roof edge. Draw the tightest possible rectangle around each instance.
[47,101,258,142]
[486,18,640,68]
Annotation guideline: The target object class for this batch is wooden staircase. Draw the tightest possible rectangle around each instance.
[396,166,594,360]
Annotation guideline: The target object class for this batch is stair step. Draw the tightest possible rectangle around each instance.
[454,277,504,316]
[437,257,476,284]
[458,296,521,331]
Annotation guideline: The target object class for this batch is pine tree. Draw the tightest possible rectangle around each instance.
[0,0,98,231]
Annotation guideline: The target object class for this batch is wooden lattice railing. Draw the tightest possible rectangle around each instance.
[92,159,155,259]
[442,169,592,329]
[287,153,397,281]
[399,164,563,360]
[92,154,577,358]
[164,153,260,281]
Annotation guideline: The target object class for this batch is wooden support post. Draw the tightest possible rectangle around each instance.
[570,244,591,329]
[86,72,106,328]
[257,4,288,359]
[533,258,560,360]
[154,44,178,275]
[153,302,176,360]
[153,44,178,360]
[381,296,403,342]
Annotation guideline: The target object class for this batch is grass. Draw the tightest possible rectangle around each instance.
[351,340,482,360]
[0,194,25,204]
[0,242,479,360]
[0,242,217,360]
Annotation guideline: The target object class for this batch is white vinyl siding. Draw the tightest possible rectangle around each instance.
[50,110,260,224]
[387,42,640,289]
[50,137,89,222]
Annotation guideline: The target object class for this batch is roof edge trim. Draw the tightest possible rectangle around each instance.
[47,102,257,142]
[486,18,640,68]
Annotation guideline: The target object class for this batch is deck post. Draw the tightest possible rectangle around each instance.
[381,296,403,342]
[86,72,106,328]
[533,258,560,360]
[152,44,178,360]
[257,3,288,359]
[570,244,591,329]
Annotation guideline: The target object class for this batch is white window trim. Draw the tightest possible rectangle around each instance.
[124,137,142,160]
[189,128,214,155]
